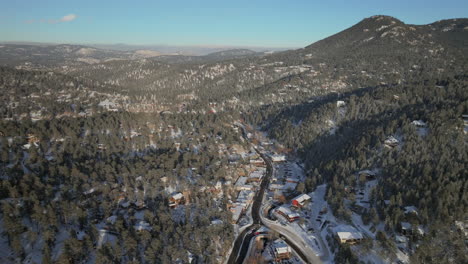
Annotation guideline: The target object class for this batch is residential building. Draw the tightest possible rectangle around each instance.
[169,192,185,208]
[292,193,311,208]
[276,206,300,222]
[271,154,286,162]
[273,240,292,261]
[334,225,363,244]
[235,177,254,191]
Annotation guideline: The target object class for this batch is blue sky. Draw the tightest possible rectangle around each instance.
[1,0,467,48]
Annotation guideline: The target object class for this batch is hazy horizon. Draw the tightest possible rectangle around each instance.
[1,0,467,48]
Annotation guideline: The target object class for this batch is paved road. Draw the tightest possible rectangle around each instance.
[227,125,321,264]
[258,156,321,264]
[226,132,272,264]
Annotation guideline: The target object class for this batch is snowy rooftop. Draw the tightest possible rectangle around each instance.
[235,177,248,186]
[336,231,363,240]
[273,240,291,254]
[277,206,300,218]
[357,169,377,176]
[249,170,265,178]
[171,192,184,200]
[401,222,412,230]
[395,235,408,243]
[292,193,311,203]
[135,221,152,231]
[404,206,418,215]
[334,225,363,240]
[411,120,427,127]
[210,219,223,225]
[237,190,254,202]
[231,205,244,222]
[385,136,399,144]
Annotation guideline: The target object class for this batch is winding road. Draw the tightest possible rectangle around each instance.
[227,127,321,264]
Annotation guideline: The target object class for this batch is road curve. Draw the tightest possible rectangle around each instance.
[226,148,272,264]
[227,125,320,264]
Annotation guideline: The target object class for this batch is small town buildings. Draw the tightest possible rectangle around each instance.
[276,206,300,222]
[169,192,185,208]
[292,193,311,208]
[273,240,292,261]
[334,225,364,244]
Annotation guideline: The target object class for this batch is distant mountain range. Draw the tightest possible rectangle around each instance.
[0,43,274,67]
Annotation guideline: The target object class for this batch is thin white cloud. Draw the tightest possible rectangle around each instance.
[59,14,77,22]
[24,14,78,24]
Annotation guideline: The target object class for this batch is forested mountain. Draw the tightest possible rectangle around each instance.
[0,15,467,264]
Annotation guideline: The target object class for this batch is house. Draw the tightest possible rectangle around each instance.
[276,206,300,222]
[292,194,311,208]
[358,170,377,180]
[273,240,292,261]
[169,192,185,208]
[395,235,408,244]
[336,100,346,107]
[250,158,265,166]
[237,190,254,206]
[247,169,265,183]
[455,221,468,237]
[400,222,412,235]
[134,220,152,232]
[271,154,286,162]
[269,183,285,191]
[463,115,468,134]
[235,177,254,191]
[98,99,118,111]
[404,206,418,215]
[334,225,363,244]
[230,204,245,224]
[26,134,40,144]
[97,143,106,150]
[384,136,399,148]
[411,120,427,127]
[210,219,223,225]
